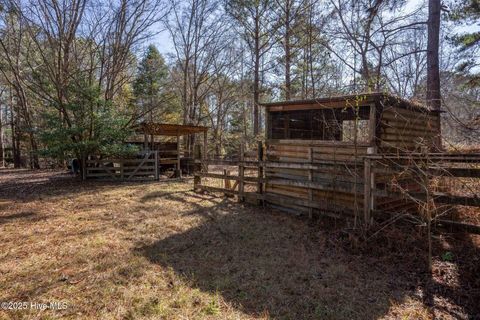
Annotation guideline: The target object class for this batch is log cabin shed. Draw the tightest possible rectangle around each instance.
[260,92,441,217]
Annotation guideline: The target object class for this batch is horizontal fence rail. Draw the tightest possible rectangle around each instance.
[193,145,480,233]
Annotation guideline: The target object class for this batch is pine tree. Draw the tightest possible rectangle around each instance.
[133,45,169,122]
[450,0,480,76]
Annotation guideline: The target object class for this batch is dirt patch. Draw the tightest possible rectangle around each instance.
[0,169,478,319]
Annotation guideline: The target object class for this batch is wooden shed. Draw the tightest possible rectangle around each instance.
[260,92,441,218]
[85,122,208,180]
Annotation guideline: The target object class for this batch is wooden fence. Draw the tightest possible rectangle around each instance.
[194,143,265,204]
[194,144,480,233]
[85,151,159,180]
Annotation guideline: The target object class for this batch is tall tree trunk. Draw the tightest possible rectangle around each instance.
[17,86,40,169]
[253,12,260,137]
[0,103,3,167]
[11,109,21,168]
[427,0,442,148]
[253,55,260,137]
[9,89,21,168]
[28,133,40,169]
[308,3,315,98]
[284,0,291,100]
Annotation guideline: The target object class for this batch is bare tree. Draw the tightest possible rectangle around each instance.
[326,0,427,92]
[0,5,40,168]
[0,91,4,167]
[384,27,427,98]
[97,0,168,102]
[205,45,243,156]
[166,0,228,152]
[19,0,87,130]
[226,0,278,136]
[275,0,310,100]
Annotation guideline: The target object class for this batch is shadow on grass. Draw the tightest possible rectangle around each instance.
[0,211,42,225]
[0,169,176,202]
[135,196,423,319]
[422,229,480,319]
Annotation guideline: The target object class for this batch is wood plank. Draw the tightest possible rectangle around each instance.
[268,143,369,154]
[382,107,438,119]
[195,172,264,183]
[266,185,309,199]
[382,127,438,137]
[312,189,364,204]
[381,111,439,124]
[373,189,480,207]
[197,185,239,195]
[263,194,351,219]
[268,178,362,194]
[85,171,155,178]
[267,139,371,147]
[265,161,363,170]
[86,159,156,164]
[365,153,480,162]
[380,119,440,131]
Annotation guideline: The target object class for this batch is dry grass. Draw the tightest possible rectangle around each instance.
[0,168,479,319]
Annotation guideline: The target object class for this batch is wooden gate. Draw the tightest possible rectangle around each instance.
[85,151,159,180]
[193,143,265,204]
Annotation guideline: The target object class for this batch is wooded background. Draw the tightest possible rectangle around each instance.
[0,0,478,168]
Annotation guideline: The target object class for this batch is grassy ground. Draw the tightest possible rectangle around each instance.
[0,168,479,319]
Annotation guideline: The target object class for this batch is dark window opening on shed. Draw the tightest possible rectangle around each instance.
[269,106,370,142]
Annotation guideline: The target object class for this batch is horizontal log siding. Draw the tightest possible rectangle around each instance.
[378,107,440,152]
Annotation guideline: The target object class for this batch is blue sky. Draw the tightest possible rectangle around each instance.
[147,0,477,58]
[151,28,173,56]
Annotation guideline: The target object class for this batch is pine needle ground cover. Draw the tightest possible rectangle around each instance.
[0,169,478,319]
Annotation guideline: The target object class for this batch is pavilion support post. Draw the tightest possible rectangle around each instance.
[154,151,159,180]
[193,144,201,191]
[176,135,182,178]
[368,103,377,146]
[144,133,148,150]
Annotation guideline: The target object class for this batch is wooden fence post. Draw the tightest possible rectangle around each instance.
[81,155,87,181]
[176,135,182,178]
[363,157,371,224]
[224,169,233,197]
[120,160,124,180]
[238,143,245,202]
